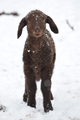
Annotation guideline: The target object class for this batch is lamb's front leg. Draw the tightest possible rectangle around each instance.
[23,64,37,108]
[41,68,53,112]
[27,73,37,108]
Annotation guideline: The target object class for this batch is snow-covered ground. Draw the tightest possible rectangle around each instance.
[0,0,80,120]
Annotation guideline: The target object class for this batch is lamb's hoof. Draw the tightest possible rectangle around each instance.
[27,101,36,108]
[44,103,53,112]
[23,93,27,102]
[27,103,36,108]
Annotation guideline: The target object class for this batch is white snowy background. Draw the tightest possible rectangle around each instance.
[0,0,80,120]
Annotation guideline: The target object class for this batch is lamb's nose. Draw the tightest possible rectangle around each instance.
[35,26,40,33]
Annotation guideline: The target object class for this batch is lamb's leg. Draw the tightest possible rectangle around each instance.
[50,91,54,100]
[23,78,28,102]
[41,69,53,112]
[23,63,37,108]
[27,74,36,108]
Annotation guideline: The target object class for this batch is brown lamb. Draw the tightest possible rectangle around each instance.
[17,10,59,112]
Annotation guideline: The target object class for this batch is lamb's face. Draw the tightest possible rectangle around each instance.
[26,11,46,37]
[17,10,59,39]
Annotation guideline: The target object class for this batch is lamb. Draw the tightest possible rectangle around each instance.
[17,10,59,112]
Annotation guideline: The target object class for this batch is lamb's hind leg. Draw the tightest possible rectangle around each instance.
[23,78,28,102]
[50,91,54,100]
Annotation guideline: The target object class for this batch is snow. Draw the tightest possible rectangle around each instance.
[35,66,37,69]
[27,50,30,52]
[0,0,80,120]
[33,51,35,53]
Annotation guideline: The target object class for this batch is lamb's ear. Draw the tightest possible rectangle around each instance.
[46,15,59,34]
[17,17,27,38]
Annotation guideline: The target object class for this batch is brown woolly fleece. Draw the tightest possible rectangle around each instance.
[17,10,59,112]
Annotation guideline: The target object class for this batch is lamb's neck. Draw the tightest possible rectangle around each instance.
[28,35,43,45]
[27,35,44,51]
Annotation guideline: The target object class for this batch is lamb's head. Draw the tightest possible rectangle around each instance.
[17,10,59,38]
[26,10,47,38]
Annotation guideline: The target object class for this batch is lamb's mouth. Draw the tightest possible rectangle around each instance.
[35,33,40,36]
[34,31,44,37]
[32,31,43,37]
